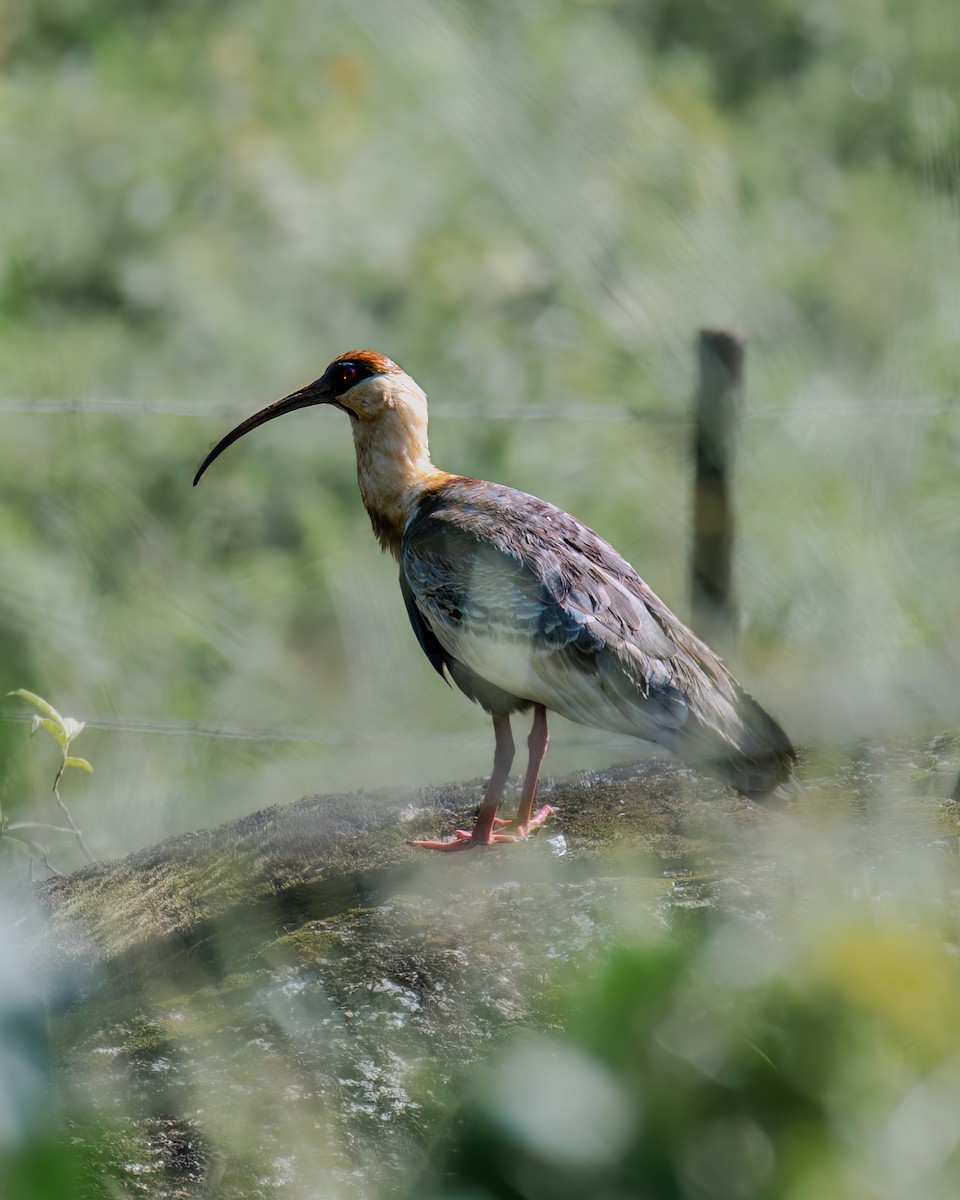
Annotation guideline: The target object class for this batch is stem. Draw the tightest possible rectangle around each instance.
[36,847,64,878]
[53,759,96,863]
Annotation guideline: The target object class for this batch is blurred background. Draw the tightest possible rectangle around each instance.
[1,0,958,862]
[3,2,960,1198]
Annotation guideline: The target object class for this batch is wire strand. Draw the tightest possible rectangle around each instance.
[0,708,644,750]
[0,396,956,421]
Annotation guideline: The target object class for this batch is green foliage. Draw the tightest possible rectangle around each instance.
[620,0,820,107]
[414,905,960,1199]
[9,688,92,771]
[3,690,95,873]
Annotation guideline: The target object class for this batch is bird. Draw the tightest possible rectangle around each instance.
[193,350,796,851]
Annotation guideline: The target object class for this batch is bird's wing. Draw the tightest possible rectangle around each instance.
[400,480,699,739]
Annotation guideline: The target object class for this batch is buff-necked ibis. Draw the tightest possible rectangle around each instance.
[194,351,796,850]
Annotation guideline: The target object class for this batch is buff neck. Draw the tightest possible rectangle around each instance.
[347,374,451,557]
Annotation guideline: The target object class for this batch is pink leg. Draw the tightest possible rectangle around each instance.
[411,713,515,851]
[494,704,555,836]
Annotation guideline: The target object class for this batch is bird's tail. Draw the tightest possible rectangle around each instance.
[677,681,798,801]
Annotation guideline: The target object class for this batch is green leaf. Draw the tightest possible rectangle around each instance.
[64,756,94,774]
[30,715,67,747]
[61,717,86,741]
[7,689,64,725]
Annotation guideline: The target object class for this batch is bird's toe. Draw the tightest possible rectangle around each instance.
[408,835,477,852]
[409,804,556,852]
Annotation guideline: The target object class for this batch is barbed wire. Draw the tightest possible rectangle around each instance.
[0,708,479,746]
[0,707,637,749]
[0,396,956,421]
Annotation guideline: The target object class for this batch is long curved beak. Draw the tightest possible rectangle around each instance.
[193,380,330,486]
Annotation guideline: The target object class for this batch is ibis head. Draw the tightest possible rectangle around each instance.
[193,349,448,553]
[193,350,417,483]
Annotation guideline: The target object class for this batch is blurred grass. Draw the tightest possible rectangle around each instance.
[5,741,960,1199]
[410,765,960,1200]
[415,909,960,1200]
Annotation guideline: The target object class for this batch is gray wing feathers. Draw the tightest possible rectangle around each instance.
[402,486,694,740]
[401,481,795,796]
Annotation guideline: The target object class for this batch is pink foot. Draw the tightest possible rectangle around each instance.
[408,829,523,851]
[409,805,557,852]
[491,804,557,838]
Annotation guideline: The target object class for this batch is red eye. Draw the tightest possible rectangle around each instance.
[341,364,357,384]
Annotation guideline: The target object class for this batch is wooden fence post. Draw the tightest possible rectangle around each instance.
[691,328,744,652]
